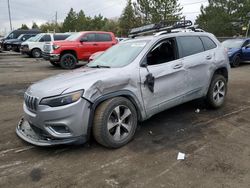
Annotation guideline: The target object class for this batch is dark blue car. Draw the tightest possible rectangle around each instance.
[222,38,250,67]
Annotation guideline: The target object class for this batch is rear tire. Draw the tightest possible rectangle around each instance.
[93,97,138,148]
[31,49,41,58]
[231,55,240,67]
[206,74,227,109]
[50,61,60,67]
[60,53,77,69]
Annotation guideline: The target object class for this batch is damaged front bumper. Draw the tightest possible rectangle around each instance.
[16,118,86,146]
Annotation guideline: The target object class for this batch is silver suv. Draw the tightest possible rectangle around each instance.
[16,32,230,148]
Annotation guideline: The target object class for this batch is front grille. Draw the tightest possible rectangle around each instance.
[24,93,38,111]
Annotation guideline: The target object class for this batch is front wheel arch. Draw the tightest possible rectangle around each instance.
[85,91,144,143]
[92,97,138,148]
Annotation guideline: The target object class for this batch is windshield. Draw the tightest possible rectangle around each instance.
[66,33,82,41]
[88,40,149,68]
[222,39,244,49]
[27,37,35,42]
[6,32,14,39]
[4,32,11,38]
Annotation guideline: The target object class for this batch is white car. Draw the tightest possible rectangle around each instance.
[20,33,70,58]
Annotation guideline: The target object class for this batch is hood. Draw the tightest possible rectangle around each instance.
[227,48,241,56]
[12,41,22,45]
[26,67,120,100]
[4,39,20,43]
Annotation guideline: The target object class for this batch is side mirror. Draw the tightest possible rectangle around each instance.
[246,44,250,49]
[141,55,151,67]
[140,61,148,68]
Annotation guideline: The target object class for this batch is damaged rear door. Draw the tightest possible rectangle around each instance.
[176,36,213,101]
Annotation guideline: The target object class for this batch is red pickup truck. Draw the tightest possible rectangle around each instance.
[42,31,117,69]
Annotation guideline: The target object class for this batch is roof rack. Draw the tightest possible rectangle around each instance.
[129,19,203,38]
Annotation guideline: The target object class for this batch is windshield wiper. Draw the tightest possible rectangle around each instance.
[88,65,111,68]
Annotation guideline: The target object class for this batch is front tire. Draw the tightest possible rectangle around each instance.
[206,74,227,109]
[231,55,240,67]
[93,97,138,148]
[60,53,77,69]
[31,49,41,58]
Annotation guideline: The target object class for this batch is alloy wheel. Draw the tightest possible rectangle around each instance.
[213,80,225,104]
[63,56,75,68]
[107,105,133,141]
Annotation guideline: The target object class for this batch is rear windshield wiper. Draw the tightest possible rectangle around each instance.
[88,65,111,68]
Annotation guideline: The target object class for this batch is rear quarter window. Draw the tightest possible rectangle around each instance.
[200,36,217,51]
[96,33,112,42]
[53,34,70,41]
[178,36,204,57]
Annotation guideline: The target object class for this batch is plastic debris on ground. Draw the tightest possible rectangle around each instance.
[177,152,186,160]
[195,109,200,113]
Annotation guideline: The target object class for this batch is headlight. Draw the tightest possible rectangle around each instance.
[53,44,60,50]
[40,90,83,107]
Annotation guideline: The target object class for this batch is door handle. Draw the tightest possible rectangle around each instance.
[206,55,212,60]
[93,43,98,46]
[173,64,183,69]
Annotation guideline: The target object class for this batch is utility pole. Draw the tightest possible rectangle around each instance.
[246,20,250,38]
[7,0,12,31]
[246,12,250,37]
[55,11,57,25]
[55,11,57,32]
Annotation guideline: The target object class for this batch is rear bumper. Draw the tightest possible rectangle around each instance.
[16,118,87,146]
[42,52,60,61]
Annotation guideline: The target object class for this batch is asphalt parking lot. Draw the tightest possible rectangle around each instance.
[0,52,250,188]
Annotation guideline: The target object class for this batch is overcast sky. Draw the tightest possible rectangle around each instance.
[0,0,208,34]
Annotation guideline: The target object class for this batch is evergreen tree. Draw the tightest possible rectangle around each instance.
[31,22,39,29]
[151,0,182,23]
[62,8,78,32]
[119,0,139,36]
[196,0,250,36]
[76,10,88,31]
[40,22,62,32]
[134,0,152,24]
[90,14,106,30]
[134,0,182,24]
[19,24,29,30]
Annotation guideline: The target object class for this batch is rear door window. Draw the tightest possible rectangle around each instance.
[96,33,112,42]
[85,33,96,42]
[40,35,51,42]
[200,36,217,51]
[178,36,204,58]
